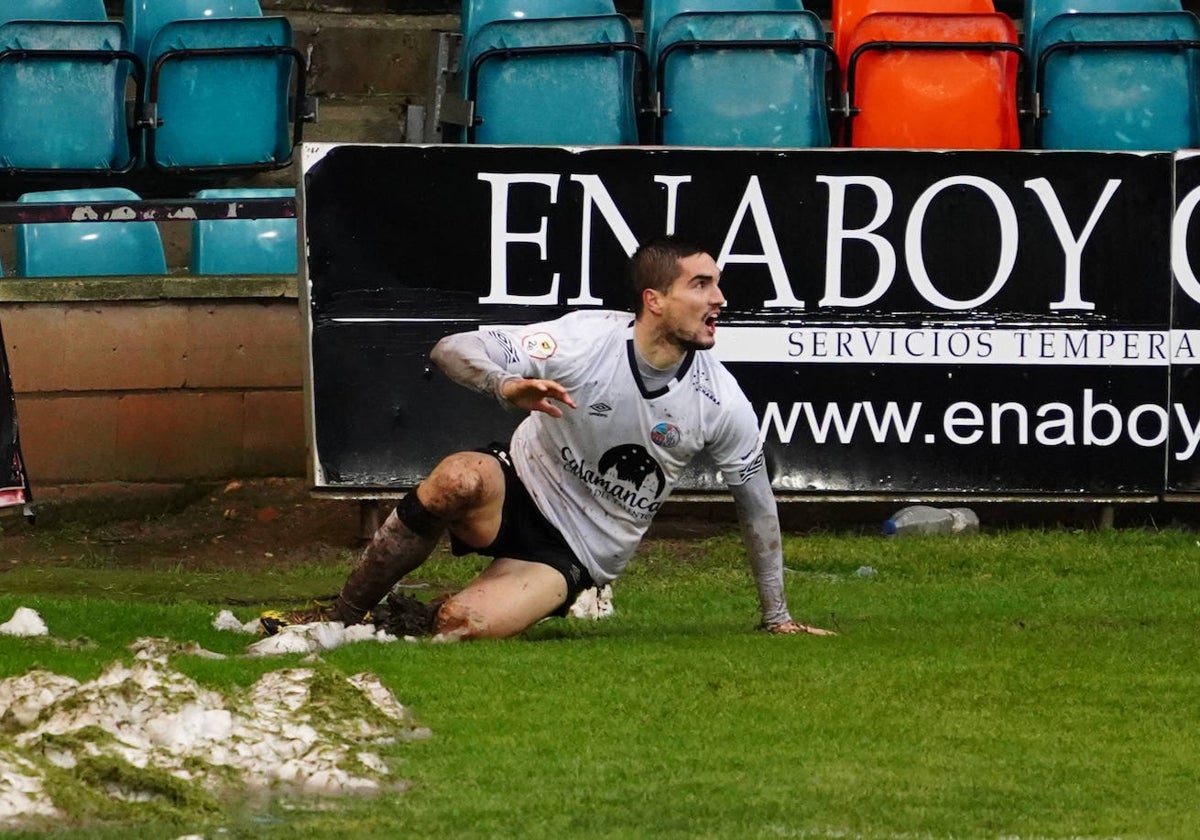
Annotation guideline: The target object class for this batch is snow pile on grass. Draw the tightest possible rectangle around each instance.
[0,607,48,637]
[0,637,429,829]
[243,620,401,657]
[212,609,415,654]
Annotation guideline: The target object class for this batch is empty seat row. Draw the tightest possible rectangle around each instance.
[0,0,305,175]
[1029,1,1200,150]
[456,0,830,146]
[451,0,1200,152]
[9,187,297,278]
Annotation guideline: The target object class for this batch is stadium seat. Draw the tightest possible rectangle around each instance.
[656,10,834,147]
[144,16,303,172]
[0,0,108,22]
[0,21,139,173]
[127,0,263,64]
[16,188,167,278]
[643,0,804,68]
[191,188,297,275]
[129,1,303,172]
[1023,0,1182,90]
[844,12,1023,148]
[831,0,997,70]
[461,0,616,48]
[1036,11,1200,149]
[465,14,644,144]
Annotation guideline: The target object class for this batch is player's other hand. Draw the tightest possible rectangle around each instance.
[766,619,836,636]
[501,378,577,418]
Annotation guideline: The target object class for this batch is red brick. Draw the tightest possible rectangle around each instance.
[62,304,188,391]
[116,392,243,481]
[184,301,304,389]
[2,305,70,393]
[12,394,120,484]
[241,389,306,476]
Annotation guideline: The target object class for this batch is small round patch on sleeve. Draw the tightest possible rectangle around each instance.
[521,331,558,360]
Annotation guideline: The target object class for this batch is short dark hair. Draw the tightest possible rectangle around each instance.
[627,235,708,316]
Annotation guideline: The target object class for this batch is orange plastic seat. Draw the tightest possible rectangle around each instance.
[844,12,1022,149]
[831,0,996,70]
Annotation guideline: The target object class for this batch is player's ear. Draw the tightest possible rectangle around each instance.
[643,287,664,316]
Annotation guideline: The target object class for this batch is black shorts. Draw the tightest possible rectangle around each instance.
[448,443,595,615]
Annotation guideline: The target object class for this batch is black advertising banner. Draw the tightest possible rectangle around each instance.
[0,315,30,512]
[302,143,1179,497]
[1169,151,1200,495]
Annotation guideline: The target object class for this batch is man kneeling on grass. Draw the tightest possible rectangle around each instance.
[289,236,833,641]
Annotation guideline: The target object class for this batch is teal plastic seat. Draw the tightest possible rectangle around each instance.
[1023,0,1182,91]
[643,0,804,70]
[144,16,301,171]
[128,1,301,172]
[461,0,616,47]
[466,14,643,144]
[0,0,108,22]
[1037,11,1200,149]
[657,10,833,147]
[127,0,262,64]
[17,188,167,278]
[191,188,297,275]
[0,21,137,172]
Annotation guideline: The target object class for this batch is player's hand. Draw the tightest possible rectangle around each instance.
[766,619,836,636]
[500,378,577,418]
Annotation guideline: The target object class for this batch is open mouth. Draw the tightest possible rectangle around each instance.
[704,313,719,334]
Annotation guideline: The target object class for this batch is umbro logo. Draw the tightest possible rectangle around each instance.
[588,402,613,417]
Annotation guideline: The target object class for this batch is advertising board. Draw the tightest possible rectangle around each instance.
[303,143,1190,498]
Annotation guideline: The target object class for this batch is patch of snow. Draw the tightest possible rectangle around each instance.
[242,620,398,658]
[212,610,259,634]
[0,670,80,728]
[0,637,422,828]
[0,749,60,824]
[567,585,615,620]
[0,608,48,637]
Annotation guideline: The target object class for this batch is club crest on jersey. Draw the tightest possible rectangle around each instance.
[521,331,557,360]
[598,444,667,499]
[650,422,681,448]
[559,443,668,519]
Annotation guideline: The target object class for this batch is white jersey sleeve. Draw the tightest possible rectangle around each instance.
[701,367,768,488]
[483,310,632,383]
[434,310,632,404]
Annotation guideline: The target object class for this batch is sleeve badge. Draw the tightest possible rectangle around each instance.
[521,331,558,360]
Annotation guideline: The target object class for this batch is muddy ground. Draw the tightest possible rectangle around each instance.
[0,476,1182,575]
[0,477,751,575]
[0,478,371,572]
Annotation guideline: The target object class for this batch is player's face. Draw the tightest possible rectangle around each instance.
[661,252,725,351]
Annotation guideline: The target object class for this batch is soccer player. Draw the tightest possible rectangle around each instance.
[313,235,832,640]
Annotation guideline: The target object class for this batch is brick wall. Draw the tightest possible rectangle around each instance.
[2,282,305,486]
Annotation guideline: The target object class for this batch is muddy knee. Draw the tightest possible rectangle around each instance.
[420,454,493,519]
[432,596,492,642]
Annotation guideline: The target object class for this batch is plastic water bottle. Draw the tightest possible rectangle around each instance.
[882,505,979,536]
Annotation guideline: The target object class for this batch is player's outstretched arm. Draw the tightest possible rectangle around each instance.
[431,332,575,417]
[431,331,519,399]
[728,472,835,637]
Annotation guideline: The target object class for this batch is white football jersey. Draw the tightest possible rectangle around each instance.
[483,310,765,584]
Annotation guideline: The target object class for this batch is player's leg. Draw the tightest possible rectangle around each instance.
[432,557,570,641]
[330,450,506,624]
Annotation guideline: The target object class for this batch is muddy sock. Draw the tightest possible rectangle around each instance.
[330,502,442,624]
